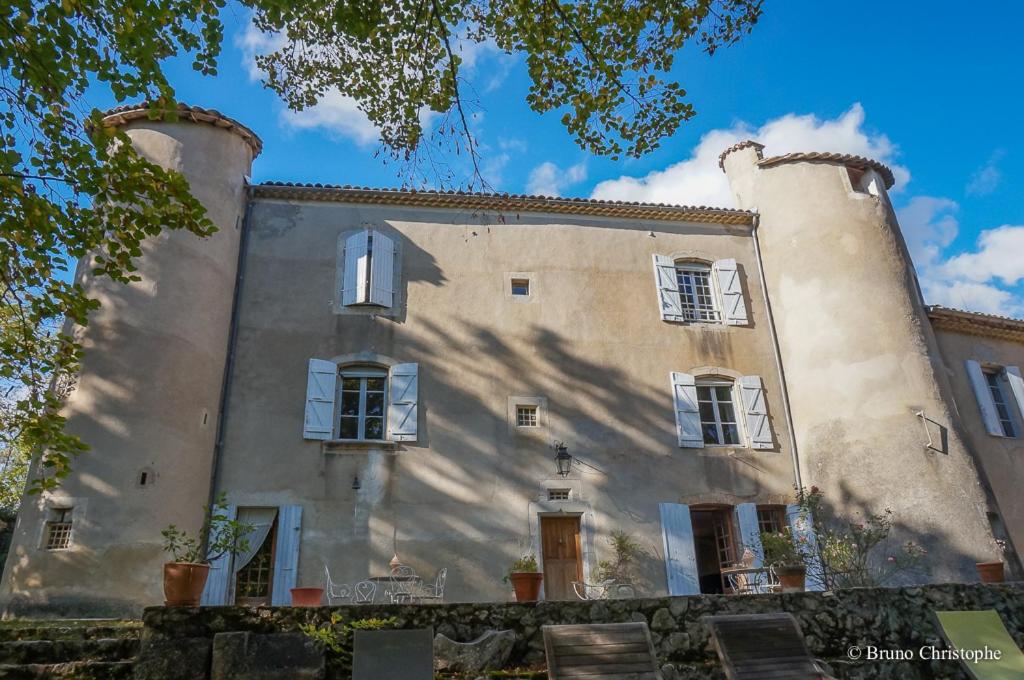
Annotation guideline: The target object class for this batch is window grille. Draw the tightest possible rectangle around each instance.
[676,265,720,322]
[45,509,72,550]
[516,405,539,427]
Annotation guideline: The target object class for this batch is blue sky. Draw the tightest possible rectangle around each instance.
[92,1,1024,316]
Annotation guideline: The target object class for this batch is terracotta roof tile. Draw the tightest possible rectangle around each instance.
[927,305,1024,342]
[717,140,765,169]
[757,151,895,189]
[251,182,755,225]
[101,102,262,157]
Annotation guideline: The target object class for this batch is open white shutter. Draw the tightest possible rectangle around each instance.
[733,503,764,568]
[1004,366,1024,428]
[714,258,748,326]
[671,372,703,448]
[387,363,418,442]
[200,504,237,605]
[786,504,824,591]
[342,230,369,306]
[303,359,337,440]
[740,375,773,449]
[271,505,303,605]
[368,230,395,308]
[659,503,700,595]
[966,360,1002,436]
[652,254,684,322]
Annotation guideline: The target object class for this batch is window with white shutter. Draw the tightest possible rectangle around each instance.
[653,256,749,326]
[671,372,703,448]
[739,375,773,449]
[303,359,337,440]
[304,360,420,443]
[713,258,749,326]
[387,363,419,442]
[967,360,1009,437]
[340,229,396,309]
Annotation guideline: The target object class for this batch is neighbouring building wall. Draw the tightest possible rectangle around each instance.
[214,196,798,603]
[0,111,257,617]
[721,143,1002,583]
[931,322,1024,569]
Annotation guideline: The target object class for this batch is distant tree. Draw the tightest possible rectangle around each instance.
[0,0,762,496]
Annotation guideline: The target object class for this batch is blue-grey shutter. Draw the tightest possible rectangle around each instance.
[713,258,748,326]
[671,372,703,448]
[387,363,418,441]
[739,375,773,449]
[966,360,1002,435]
[271,505,303,605]
[659,503,700,595]
[733,503,764,568]
[342,230,369,306]
[786,504,824,591]
[652,255,685,321]
[200,504,237,605]
[1004,366,1024,427]
[303,359,337,440]
[368,231,395,308]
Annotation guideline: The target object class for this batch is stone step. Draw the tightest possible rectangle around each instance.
[0,622,141,644]
[0,638,139,665]
[0,660,134,679]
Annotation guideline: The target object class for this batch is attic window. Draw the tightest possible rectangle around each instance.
[547,488,571,501]
[511,278,530,296]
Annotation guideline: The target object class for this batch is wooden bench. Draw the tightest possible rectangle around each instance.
[702,613,836,680]
[542,622,663,679]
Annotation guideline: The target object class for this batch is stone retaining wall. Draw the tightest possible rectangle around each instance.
[139,583,1024,679]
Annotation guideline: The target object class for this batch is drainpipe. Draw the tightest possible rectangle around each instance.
[201,185,253,553]
[750,212,803,490]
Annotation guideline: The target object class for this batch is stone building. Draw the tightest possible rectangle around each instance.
[0,105,1020,617]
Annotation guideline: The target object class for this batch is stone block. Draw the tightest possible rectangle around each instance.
[133,637,211,680]
[433,629,515,672]
[353,629,433,680]
[210,632,324,680]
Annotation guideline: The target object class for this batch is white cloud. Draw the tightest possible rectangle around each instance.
[965,150,1004,196]
[279,91,379,146]
[896,196,959,268]
[527,160,587,197]
[920,279,1020,317]
[591,103,910,208]
[941,226,1024,287]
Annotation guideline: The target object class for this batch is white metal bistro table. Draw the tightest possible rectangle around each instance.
[367,575,423,602]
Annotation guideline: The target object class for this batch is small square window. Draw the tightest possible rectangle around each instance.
[547,488,571,501]
[45,509,72,550]
[516,405,538,427]
[511,279,530,296]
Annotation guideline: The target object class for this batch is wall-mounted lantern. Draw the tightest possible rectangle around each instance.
[554,442,573,478]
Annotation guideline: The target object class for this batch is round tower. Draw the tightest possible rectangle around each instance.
[1,104,259,616]
[721,142,1000,581]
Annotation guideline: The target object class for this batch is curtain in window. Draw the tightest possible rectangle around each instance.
[233,507,278,573]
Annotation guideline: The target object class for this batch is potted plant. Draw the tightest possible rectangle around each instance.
[290,586,326,606]
[161,494,253,606]
[504,555,542,601]
[761,530,806,593]
[976,540,1006,583]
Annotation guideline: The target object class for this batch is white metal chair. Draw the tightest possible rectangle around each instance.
[723,566,779,595]
[353,580,376,604]
[389,565,419,603]
[417,567,447,602]
[324,565,353,604]
[572,579,637,600]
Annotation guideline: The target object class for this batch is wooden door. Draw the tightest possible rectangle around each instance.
[541,516,583,600]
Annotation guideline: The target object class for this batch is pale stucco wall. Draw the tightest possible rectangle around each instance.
[0,120,254,617]
[722,146,1002,582]
[931,328,1024,566]
[217,199,798,603]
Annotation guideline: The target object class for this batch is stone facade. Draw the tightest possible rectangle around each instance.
[1,104,1023,616]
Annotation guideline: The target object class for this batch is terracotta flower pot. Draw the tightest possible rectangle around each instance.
[775,565,806,593]
[290,587,325,606]
[509,572,544,602]
[976,561,1005,583]
[163,562,210,606]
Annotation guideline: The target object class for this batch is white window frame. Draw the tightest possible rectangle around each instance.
[675,262,722,323]
[338,368,389,441]
[985,369,1018,438]
[696,379,743,446]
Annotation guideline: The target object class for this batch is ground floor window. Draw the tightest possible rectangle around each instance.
[234,514,278,606]
[44,508,73,550]
[689,506,737,594]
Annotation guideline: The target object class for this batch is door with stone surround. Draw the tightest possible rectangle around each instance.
[541,516,583,600]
